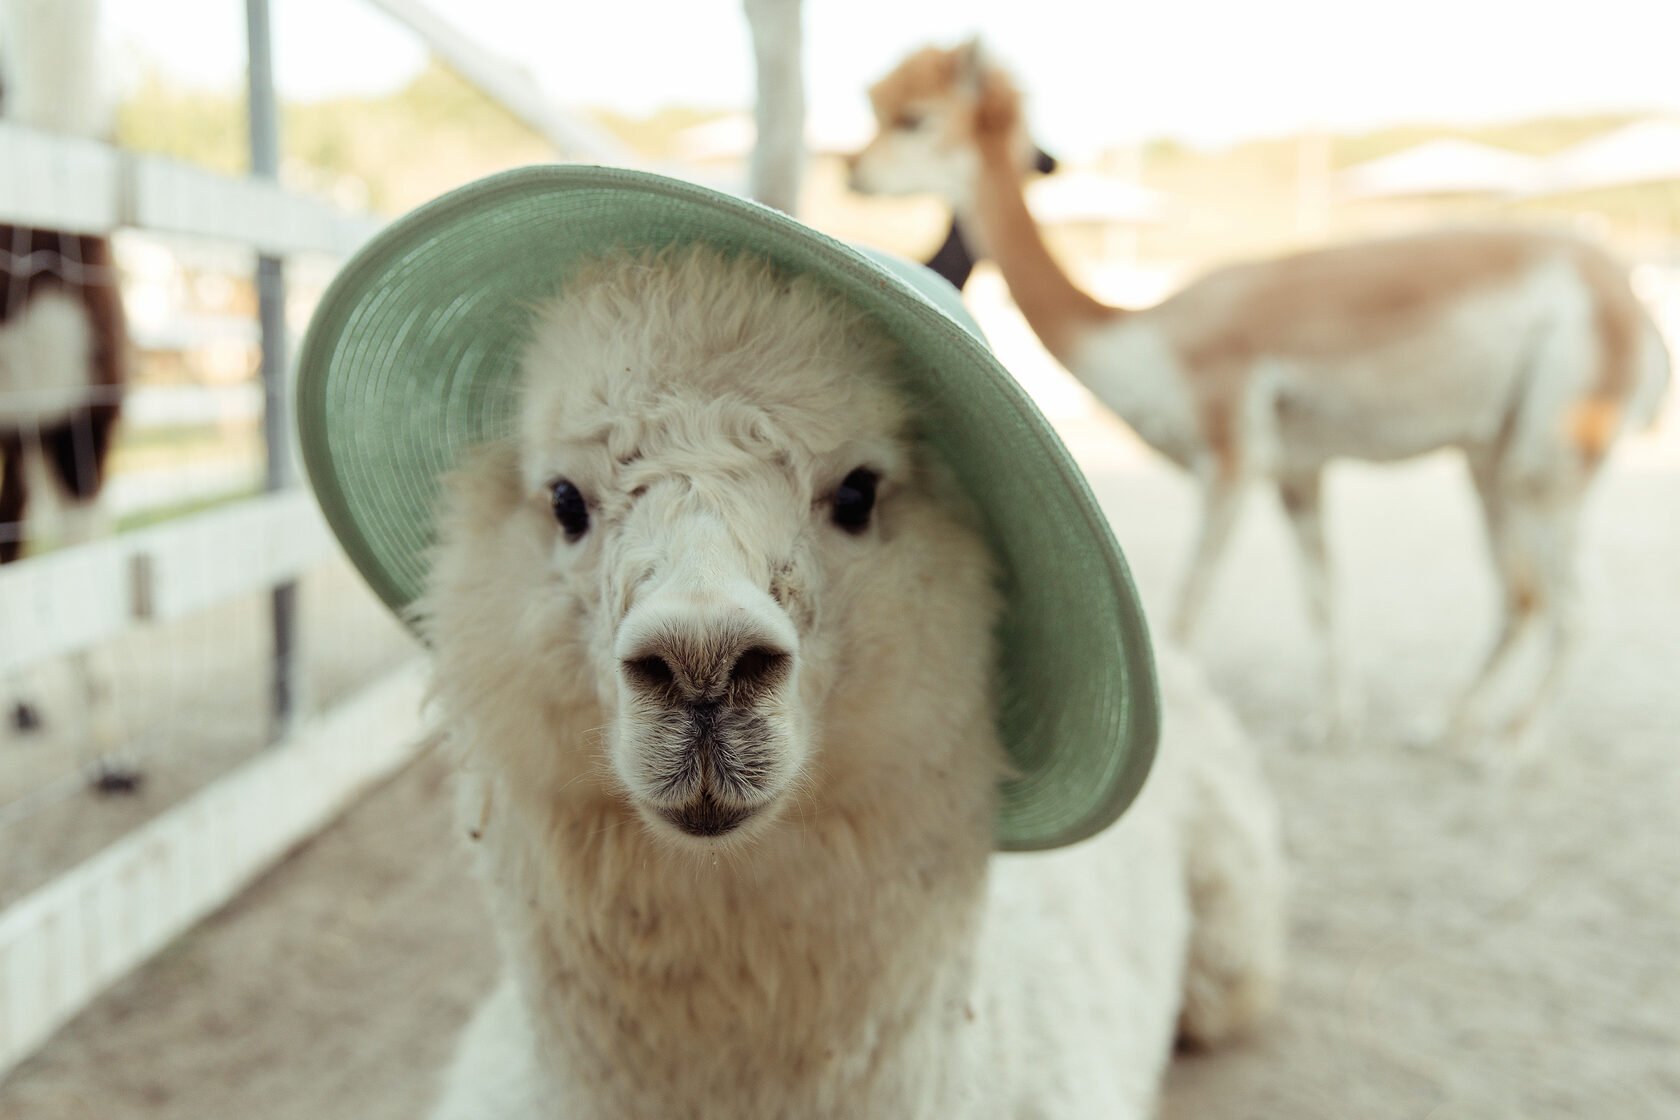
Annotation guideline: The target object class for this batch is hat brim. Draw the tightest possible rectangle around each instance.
[295,164,1158,851]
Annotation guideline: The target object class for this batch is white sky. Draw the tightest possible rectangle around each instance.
[108,0,1680,156]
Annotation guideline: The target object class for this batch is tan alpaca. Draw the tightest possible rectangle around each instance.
[849,44,1672,750]
[421,247,1284,1118]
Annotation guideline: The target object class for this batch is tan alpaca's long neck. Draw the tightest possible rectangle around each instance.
[971,136,1119,365]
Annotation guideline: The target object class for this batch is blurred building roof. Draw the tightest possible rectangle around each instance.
[672,114,756,163]
[672,108,874,164]
[1534,119,1680,195]
[1337,138,1544,200]
[1027,170,1163,225]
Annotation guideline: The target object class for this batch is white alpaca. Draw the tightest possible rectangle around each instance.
[848,44,1672,749]
[420,246,1284,1119]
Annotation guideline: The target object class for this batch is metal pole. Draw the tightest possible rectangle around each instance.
[246,0,300,739]
[743,0,806,215]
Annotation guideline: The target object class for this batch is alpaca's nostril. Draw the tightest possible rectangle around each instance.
[729,646,792,695]
[624,654,678,693]
[622,627,793,705]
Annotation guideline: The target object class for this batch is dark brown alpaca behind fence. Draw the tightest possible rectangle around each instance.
[1,225,129,748]
[0,224,127,563]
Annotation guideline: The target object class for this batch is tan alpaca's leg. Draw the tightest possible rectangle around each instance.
[1490,497,1586,748]
[1170,473,1247,646]
[1447,453,1591,757]
[1278,470,1356,743]
[1441,468,1542,746]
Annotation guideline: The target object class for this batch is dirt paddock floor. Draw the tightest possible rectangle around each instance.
[2,414,1678,1119]
[0,561,418,909]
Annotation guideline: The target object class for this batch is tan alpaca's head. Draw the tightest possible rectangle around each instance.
[847,41,1038,203]
[425,246,1001,852]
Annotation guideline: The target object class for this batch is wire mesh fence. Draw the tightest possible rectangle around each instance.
[0,0,419,926]
[0,1,448,1076]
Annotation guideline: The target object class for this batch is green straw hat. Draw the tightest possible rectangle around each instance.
[295,164,1158,851]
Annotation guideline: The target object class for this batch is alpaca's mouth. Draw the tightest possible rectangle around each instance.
[657,791,754,838]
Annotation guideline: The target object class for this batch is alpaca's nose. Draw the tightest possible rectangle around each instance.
[616,554,799,709]
[620,625,794,708]
[612,574,803,830]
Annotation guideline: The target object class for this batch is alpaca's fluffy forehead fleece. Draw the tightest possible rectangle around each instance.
[517,247,911,493]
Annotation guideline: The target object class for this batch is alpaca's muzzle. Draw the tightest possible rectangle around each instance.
[611,574,805,843]
[657,789,753,838]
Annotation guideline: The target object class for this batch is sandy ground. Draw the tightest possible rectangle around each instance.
[2,410,1678,1119]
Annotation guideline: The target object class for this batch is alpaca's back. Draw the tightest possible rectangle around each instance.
[975,648,1283,1116]
[976,809,1190,1114]
[431,982,546,1120]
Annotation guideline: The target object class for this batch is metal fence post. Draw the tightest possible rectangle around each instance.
[743,0,806,215]
[245,0,301,739]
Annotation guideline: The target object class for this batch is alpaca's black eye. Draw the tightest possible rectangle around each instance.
[832,468,879,533]
[549,479,590,541]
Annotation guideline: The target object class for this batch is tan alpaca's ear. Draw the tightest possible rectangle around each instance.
[961,42,1019,141]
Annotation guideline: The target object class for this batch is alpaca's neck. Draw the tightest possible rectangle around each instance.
[966,134,1119,367]
[479,750,993,1118]
[964,138,1204,465]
